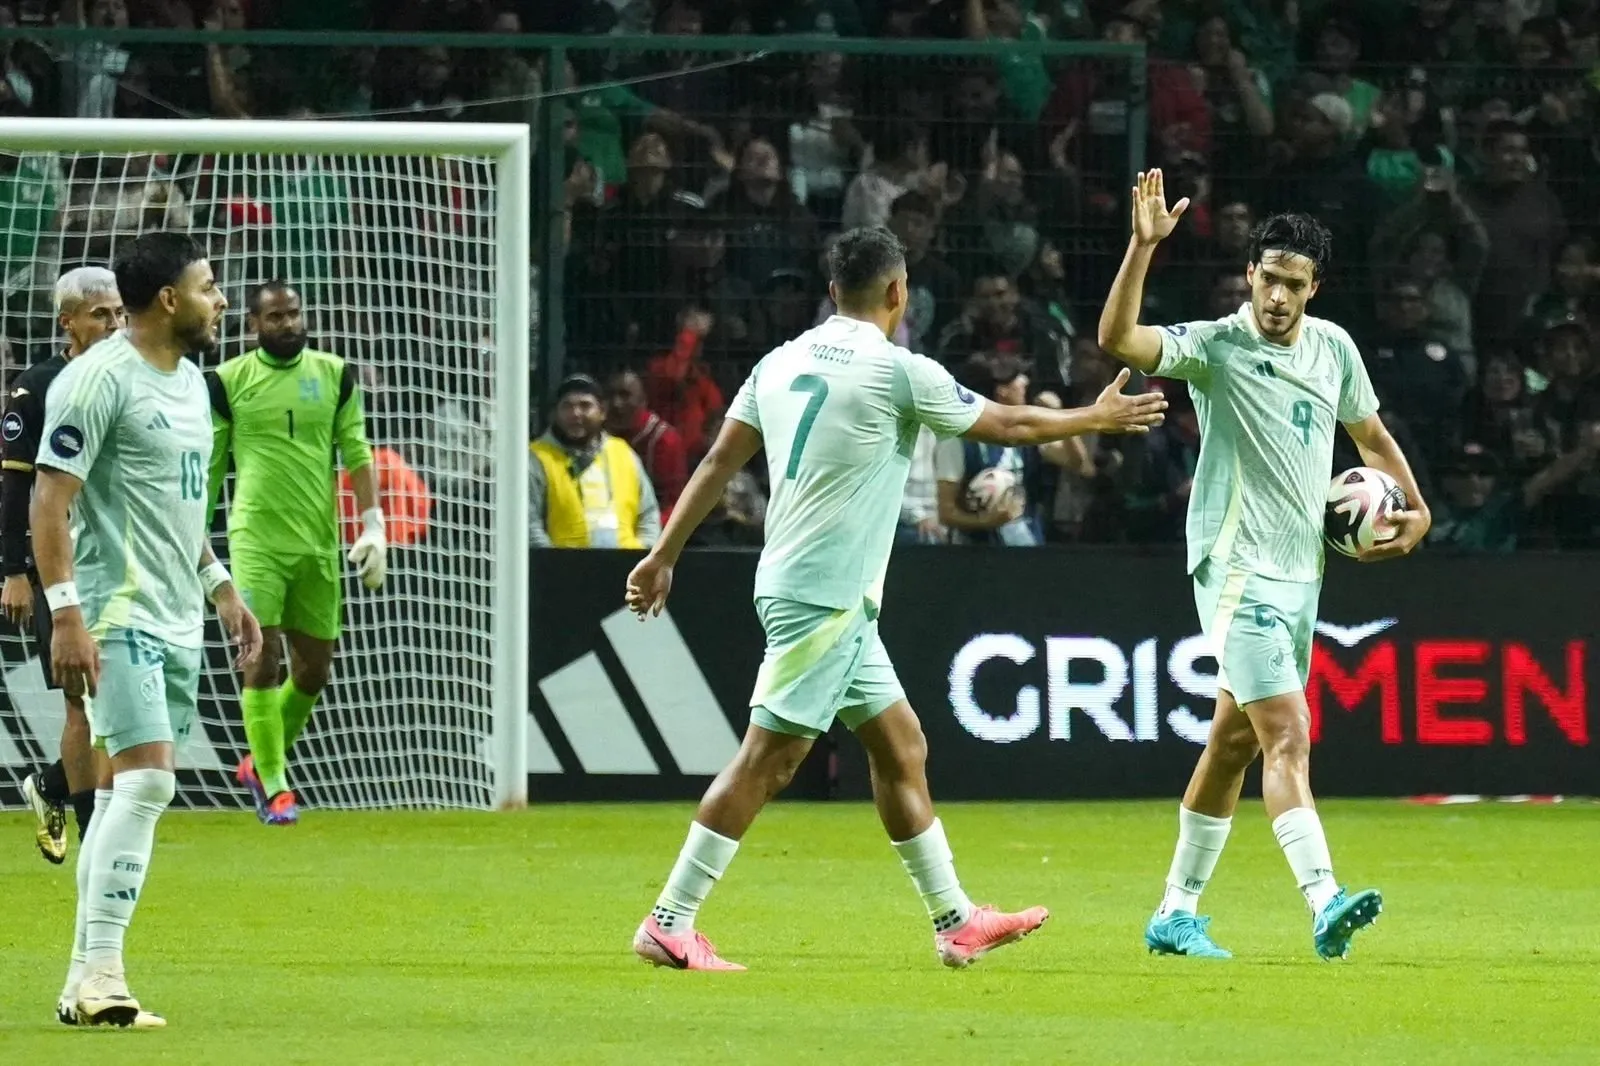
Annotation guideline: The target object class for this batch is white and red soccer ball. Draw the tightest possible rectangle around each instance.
[1325,466,1407,558]
[965,467,1019,512]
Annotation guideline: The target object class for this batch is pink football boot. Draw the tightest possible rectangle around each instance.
[633,916,747,972]
[935,904,1050,968]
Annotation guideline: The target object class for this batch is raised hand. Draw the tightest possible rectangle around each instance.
[1093,368,1168,434]
[1131,168,1190,247]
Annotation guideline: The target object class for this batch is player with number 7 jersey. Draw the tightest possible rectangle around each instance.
[622,227,1166,972]
[206,281,385,826]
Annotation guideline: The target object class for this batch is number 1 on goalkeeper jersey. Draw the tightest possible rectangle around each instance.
[206,281,385,825]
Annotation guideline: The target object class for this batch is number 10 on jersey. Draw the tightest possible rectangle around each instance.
[179,450,204,499]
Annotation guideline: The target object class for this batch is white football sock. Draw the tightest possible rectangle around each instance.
[651,821,739,935]
[1272,807,1340,914]
[84,769,174,969]
[1158,806,1232,917]
[892,818,974,932]
[62,789,114,1001]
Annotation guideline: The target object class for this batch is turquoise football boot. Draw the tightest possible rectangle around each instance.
[1313,887,1383,960]
[1145,910,1232,959]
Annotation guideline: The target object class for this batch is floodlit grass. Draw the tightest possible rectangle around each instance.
[3,800,1595,1065]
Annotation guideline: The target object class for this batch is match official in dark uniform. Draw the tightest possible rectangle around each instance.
[3,266,124,863]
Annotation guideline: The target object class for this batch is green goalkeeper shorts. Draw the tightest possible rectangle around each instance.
[232,547,343,641]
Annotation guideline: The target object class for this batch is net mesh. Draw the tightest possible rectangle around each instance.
[0,146,506,810]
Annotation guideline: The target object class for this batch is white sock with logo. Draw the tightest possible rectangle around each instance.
[1272,807,1340,914]
[84,769,174,970]
[1158,806,1232,917]
[61,789,114,1002]
[892,819,974,933]
[651,821,740,935]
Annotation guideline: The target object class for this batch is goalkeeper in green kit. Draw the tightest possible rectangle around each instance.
[207,281,386,825]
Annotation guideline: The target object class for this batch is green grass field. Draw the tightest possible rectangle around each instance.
[2,800,1595,1065]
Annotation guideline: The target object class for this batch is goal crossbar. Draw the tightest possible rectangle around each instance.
[0,117,532,809]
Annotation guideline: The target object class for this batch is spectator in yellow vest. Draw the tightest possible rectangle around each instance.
[530,373,662,549]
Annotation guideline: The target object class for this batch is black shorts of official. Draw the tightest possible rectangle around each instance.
[28,575,58,690]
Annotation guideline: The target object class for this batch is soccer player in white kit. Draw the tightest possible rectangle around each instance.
[625,227,1168,971]
[1098,171,1431,960]
[32,232,263,1026]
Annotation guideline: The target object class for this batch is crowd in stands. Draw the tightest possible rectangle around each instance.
[0,0,1597,550]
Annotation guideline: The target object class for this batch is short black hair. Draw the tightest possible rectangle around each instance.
[827,227,905,305]
[1247,213,1333,279]
[248,279,298,316]
[113,231,207,313]
[555,372,603,404]
[890,189,938,220]
[969,259,1013,286]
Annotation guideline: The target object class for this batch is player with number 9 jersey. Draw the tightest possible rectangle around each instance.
[1099,175,1430,964]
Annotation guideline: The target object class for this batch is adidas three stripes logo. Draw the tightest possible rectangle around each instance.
[146,413,172,431]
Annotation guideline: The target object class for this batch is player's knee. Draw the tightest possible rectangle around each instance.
[1257,720,1310,765]
[867,720,927,780]
[290,660,330,695]
[245,646,282,688]
[736,743,807,798]
[114,767,176,808]
[1209,725,1259,770]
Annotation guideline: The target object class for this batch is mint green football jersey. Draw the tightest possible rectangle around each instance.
[1155,305,1380,582]
[35,334,213,648]
[727,315,987,612]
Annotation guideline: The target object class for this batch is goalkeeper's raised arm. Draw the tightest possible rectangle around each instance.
[206,280,385,826]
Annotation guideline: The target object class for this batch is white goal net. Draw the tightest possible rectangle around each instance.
[0,120,530,810]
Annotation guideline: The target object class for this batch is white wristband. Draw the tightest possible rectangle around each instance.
[199,560,232,601]
[44,582,80,612]
[360,507,385,536]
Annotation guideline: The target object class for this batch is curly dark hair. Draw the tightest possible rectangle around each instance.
[1247,213,1333,279]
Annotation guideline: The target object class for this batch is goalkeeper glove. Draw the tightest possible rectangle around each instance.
[348,508,388,590]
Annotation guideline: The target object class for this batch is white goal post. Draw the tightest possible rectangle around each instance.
[0,118,530,810]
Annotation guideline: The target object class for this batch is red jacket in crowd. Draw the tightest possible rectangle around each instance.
[645,325,725,457]
[621,406,688,517]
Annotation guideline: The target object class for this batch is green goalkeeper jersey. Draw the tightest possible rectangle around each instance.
[207,347,373,557]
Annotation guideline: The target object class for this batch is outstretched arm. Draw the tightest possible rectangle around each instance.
[962,368,1166,445]
[625,416,763,617]
[1097,169,1190,374]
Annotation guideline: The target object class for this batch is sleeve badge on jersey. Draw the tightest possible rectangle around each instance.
[50,425,85,458]
[1,412,22,441]
[955,384,976,405]
[1162,324,1188,337]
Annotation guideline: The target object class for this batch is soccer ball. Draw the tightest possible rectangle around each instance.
[1325,467,1407,558]
[965,467,1019,512]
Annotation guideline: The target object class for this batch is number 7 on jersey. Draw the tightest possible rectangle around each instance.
[785,374,830,479]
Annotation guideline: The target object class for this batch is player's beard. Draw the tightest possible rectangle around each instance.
[260,330,308,361]
[1256,305,1299,340]
[178,312,220,357]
